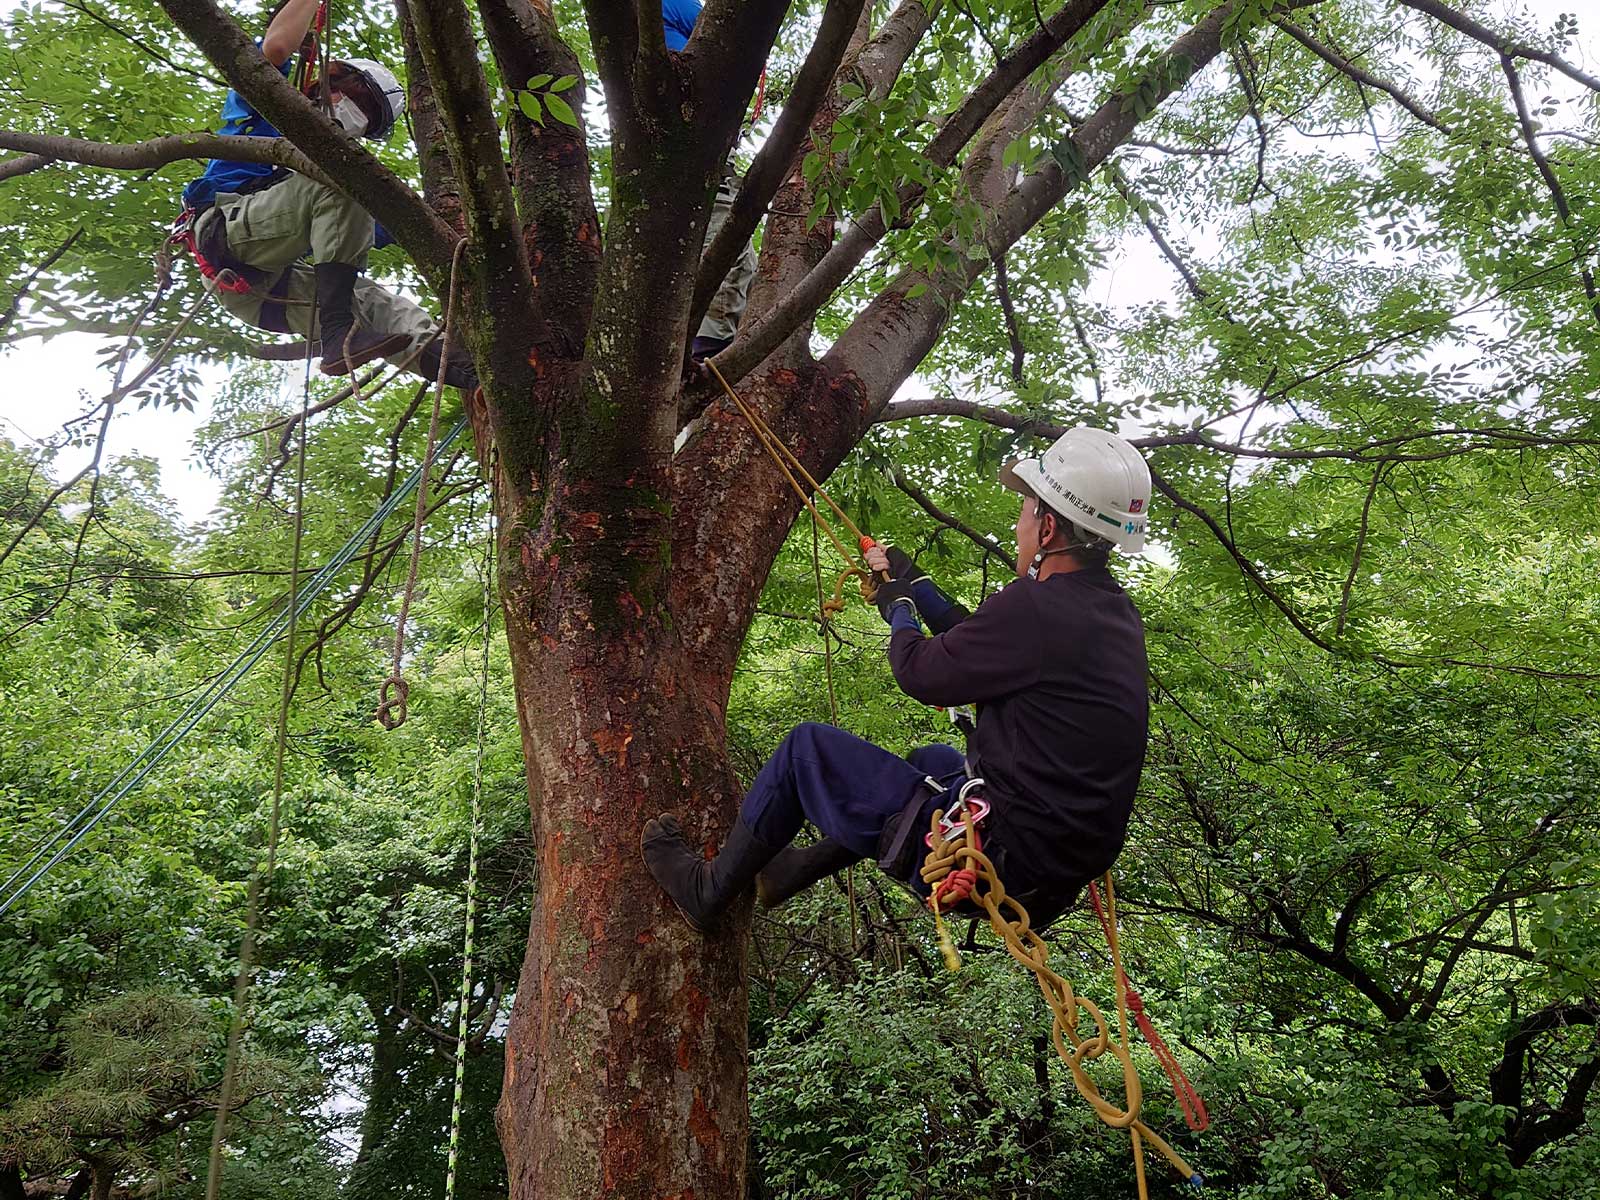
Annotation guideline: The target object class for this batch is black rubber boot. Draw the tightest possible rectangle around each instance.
[641,814,779,934]
[756,837,863,909]
[418,337,479,391]
[314,262,410,376]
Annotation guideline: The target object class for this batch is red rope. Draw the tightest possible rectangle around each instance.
[749,68,767,128]
[928,825,981,910]
[1088,881,1210,1132]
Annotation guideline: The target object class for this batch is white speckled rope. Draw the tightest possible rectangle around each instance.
[445,446,495,1200]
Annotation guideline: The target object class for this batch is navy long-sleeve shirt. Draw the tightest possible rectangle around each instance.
[888,568,1148,892]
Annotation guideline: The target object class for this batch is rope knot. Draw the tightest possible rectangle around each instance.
[375,676,410,730]
[932,866,978,909]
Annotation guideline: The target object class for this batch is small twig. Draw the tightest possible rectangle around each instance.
[991,251,1025,382]
[890,467,1016,572]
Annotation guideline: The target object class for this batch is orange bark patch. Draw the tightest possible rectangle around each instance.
[689,1090,721,1153]
[675,983,709,1069]
[593,726,633,766]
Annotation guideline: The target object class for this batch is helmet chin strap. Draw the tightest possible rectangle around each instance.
[1026,546,1072,580]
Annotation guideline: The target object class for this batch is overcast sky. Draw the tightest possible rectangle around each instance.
[1,0,1591,526]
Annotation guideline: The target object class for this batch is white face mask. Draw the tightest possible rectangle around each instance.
[332,95,369,137]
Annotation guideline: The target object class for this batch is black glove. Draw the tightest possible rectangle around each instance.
[872,576,917,625]
[881,544,970,634]
[882,544,928,586]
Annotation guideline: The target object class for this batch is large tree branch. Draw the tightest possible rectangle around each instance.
[0,129,326,185]
[478,0,600,358]
[1398,0,1600,93]
[712,0,1118,386]
[688,0,868,335]
[0,152,53,181]
[397,0,464,230]
[1513,1021,1600,1165]
[879,401,1600,463]
[408,0,552,485]
[407,0,528,290]
[1276,18,1452,133]
[151,0,455,279]
[1500,53,1600,328]
[853,0,937,96]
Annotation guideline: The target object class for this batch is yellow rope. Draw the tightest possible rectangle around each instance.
[921,812,1199,1196]
[703,360,879,606]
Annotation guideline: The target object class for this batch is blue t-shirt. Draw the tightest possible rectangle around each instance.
[662,0,701,51]
[183,50,291,209]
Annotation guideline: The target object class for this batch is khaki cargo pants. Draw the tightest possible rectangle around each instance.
[698,177,758,343]
[202,173,438,365]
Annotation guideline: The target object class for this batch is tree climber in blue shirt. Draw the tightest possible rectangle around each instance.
[179,0,476,389]
[662,0,760,364]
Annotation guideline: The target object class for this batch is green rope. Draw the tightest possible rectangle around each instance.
[445,447,496,1200]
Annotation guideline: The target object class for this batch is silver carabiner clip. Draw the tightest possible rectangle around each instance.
[927,777,990,846]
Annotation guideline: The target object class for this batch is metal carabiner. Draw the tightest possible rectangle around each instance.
[926,777,991,846]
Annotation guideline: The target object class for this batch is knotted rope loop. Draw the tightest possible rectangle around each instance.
[375,675,410,730]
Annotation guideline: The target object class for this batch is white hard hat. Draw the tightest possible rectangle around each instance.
[337,58,406,140]
[999,426,1151,554]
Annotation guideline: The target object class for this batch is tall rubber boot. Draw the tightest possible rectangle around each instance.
[417,337,479,391]
[641,814,779,934]
[314,262,410,376]
[756,837,862,909]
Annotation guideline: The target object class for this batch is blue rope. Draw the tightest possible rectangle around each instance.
[0,415,470,917]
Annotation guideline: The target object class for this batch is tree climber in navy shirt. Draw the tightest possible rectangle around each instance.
[179,0,476,388]
[643,426,1153,932]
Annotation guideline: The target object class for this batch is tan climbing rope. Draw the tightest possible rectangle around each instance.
[703,360,884,609]
[377,239,468,730]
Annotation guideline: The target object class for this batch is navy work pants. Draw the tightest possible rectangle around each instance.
[739,722,966,885]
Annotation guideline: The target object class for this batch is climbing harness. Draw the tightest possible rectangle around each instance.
[705,361,1210,1197]
[166,208,256,296]
[445,446,496,1200]
[204,334,316,1200]
[377,238,468,730]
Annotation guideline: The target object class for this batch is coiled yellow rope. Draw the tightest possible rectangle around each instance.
[921,809,1202,1197]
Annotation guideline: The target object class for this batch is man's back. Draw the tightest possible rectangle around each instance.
[889,567,1149,897]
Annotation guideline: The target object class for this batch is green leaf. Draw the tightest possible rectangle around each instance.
[545,93,578,128]
[550,74,579,92]
[526,73,553,90]
[517,91,545,124]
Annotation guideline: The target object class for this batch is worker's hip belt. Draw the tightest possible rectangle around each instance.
[876,774,988,881]
[171,203,274,295]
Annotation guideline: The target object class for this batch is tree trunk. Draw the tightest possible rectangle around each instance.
[490,354,759,1200]
[345,1005,406,1198]
[0,1162,25,1200]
